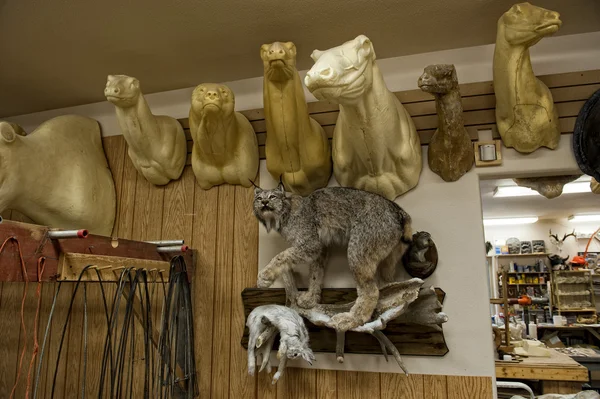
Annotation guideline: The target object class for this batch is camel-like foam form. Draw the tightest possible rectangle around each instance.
[304,35,422,200]
[189,83,258,189]
[494,2,562,153]
[0,116,116,235]
[261,41,331,196]
[105,74,187,185]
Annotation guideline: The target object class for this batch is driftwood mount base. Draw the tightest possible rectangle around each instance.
[241,287,448,357]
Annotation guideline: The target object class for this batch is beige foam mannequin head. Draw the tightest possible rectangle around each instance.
[304,35,422,200]
[0,116,116,235]
[418,64,474,182]
[261,41,332,196]
[189,83,259,189]
[105,74,187,185]
[493,2,562,153]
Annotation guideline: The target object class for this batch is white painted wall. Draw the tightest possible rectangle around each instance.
[484,219,600,259]
[6,31,600,383]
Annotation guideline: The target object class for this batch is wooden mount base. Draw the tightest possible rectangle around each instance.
[0,220,194,282]
[241,287,448,357]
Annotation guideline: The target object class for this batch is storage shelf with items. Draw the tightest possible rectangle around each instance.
[552,270,597,322]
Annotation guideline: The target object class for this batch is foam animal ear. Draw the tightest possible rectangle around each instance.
[355,34,375,63]
[284,42,297,57]
[260,43,271,59]
[0,122,17,143]
[311,49,324,62]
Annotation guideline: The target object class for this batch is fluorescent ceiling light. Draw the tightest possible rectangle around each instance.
[483,217,539,226]
[494,181,592,198]
[569,214,600,223]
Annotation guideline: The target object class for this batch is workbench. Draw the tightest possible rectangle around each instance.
[496,348,589,394]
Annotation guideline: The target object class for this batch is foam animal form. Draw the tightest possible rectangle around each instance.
[494,3,562,153]
[105,75,187,185]
[0,116,116,235]
[189,83,259,189]
[418,64,474,182]
[304,35,422,200]
[261,41,332,196]
[253,183,413,331]
[592,178,600,194]
[403,231,438,279]
[512,392,600,399]
[514,175,581,199]
[246,305,314,384]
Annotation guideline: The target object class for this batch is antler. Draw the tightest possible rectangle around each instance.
[562,230,577,241]
[549,229,560,242]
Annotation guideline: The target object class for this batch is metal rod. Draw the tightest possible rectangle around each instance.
[145,240,185,246]
[156,245,188,253]
[48,229,88,239]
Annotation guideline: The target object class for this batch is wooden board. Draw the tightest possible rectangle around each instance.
[495,349,589,382]
[241,288,448,357]
[178,69,600,163]
[0,220,193,283]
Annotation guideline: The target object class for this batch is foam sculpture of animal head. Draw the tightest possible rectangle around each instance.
[0,116,116,235]
[499,2,561,47]
[305,35,376,104]
[261,41,297,83]
[104,75,141,108]
[191,83,235,120]
[418,64,458,95]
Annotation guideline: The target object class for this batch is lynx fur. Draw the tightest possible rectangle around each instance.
[253,183,412,331]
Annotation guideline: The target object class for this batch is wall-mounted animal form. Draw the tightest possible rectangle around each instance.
[0,116,116,235]
[549,229,576,254]
[252,182,412,331]
[418,64,473,182]
[494,3,562,153]
[189,83,259,189]
[592,178,600,194]
[105,75,187,185]
[261,41,331,196]
[403,231,438,279]
[304,35,422,200]
[513,175,581,199]
[574,88,600,182]
[548,254,570,271]
[246,305,314,384]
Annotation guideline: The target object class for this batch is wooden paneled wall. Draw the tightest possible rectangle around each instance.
[0,135,493,398]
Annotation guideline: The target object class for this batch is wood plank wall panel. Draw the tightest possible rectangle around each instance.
[18,70,600,397]
[180,69,600,164]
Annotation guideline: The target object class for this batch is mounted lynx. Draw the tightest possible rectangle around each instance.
[261,41,331,196]
[304,35,422,200]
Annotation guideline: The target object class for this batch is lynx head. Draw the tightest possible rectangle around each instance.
[499,2,561,46]
[105,75,141,108]
[285,337,315,364]
[252,181,290,233]
[260,41,297,82]
[418,64,458,94]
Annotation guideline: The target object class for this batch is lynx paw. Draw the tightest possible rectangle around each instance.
[330,312,361,331]
[248,364,255,376]
[272,371,283,384]
[297,292,319,309]
[257,270,275,288]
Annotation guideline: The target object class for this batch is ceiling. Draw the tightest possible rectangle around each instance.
[480,177,600,219]
[1,0,599,117]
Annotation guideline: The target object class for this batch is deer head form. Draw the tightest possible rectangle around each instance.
[549,229,576,253]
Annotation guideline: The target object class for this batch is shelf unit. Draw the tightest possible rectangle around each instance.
[553,270,597,317]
